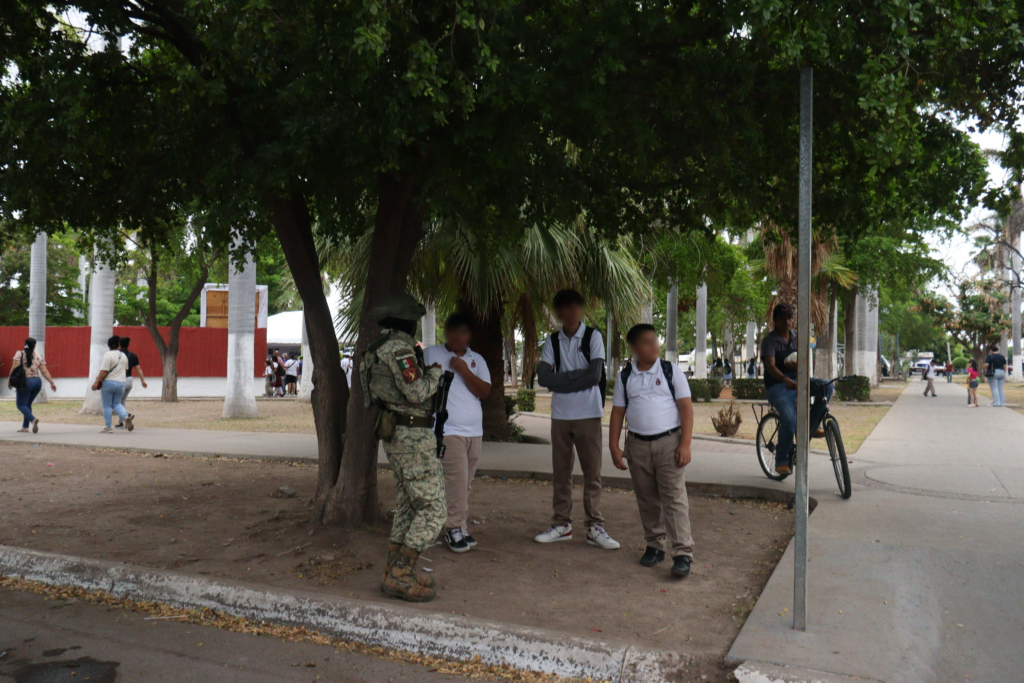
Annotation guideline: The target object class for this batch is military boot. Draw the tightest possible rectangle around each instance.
[382,546,436,603]
[383,542,434,588]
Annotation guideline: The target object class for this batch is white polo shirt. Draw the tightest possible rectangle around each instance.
[540,325,605,420]
[612,360,691,435]
[422,344,491,438]
[285,359,299,377]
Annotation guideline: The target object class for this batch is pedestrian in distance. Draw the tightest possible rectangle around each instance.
[264,358,276,397]
[423,313,492,553]
[535,288,619,550]
[723,359,733,386]
[8,337,57,433]
[761,303,832,477]
[922,359,938,397]
[967,359,979,408]
[91,335,133,433]
[116,337,147,428]
[609,324,696,578]
[361,292,447,603]
[284,353,299,395]
[984,344,1007,407]
[747,357,757,379]
[945,360,954,383]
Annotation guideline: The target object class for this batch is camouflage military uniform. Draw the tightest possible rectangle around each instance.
[363,329,446,553]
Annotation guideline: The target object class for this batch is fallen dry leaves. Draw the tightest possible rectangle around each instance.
[0,575,605,683]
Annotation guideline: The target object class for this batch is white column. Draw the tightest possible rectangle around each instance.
[76,254,89,319]
[222,241,258,418]
[29,232,48,403]
[745,322,757,363]
[299,308,314,402]
[640,301,654,325]
[1013,231,1023,382]
[421,303,436,347]
[81,249,115,414]
[849,287,880,385]
[665,281,678,362]
[694,283,707,378]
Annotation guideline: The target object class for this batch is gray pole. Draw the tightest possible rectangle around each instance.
[695,282,708,378]
[222,239,258,418]
[421,303,436,348]
[605,310,613,370]
[1012,226,1022,382]
[665,280,679,362]
[794,67,813,632]
[81,247,115,415]
[29,232,48,403]
[299,306,314,403]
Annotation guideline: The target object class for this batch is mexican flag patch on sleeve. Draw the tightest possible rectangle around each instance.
[396,353,420,383]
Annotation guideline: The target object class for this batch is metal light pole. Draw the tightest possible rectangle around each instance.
[794,67,813,632]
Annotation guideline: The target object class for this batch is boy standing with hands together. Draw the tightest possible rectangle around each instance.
[609,324,695,577]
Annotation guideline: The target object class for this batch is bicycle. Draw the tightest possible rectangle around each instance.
[752,376,854,499]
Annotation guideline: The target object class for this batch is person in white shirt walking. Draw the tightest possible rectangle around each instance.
[91,335,133,433]
[922,358,938,397]
[535,289,619,550]
[609,324,695,577]
[284,353,299,395]
[423,313,492,553]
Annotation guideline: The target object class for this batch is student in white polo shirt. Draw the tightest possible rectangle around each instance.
[535,289,619,550]
[423,313,492,553]
[609,323,695,577]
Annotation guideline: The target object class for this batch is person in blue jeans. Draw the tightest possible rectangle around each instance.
[90,335,133,433]
[984,344,1007,407]
[761,303,833,477]
[8,337,57,433]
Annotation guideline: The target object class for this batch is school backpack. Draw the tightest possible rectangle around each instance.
[549,326,607,406]
[619,360,676,409]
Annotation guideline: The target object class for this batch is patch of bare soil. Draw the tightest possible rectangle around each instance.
[0,443,792,667]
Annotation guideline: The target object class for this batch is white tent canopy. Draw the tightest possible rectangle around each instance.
[266,310,303,345]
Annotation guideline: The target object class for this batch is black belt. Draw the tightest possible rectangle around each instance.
[628,427,680,442]
[392,412,434,429]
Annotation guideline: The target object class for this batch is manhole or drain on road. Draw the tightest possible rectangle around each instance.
[11,657,119,683]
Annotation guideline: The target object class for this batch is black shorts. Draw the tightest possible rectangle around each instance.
[285,375,298,385]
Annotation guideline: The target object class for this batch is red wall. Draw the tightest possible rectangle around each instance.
[0,326,266,378]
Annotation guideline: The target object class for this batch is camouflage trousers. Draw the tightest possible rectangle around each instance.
[385,426,446,553]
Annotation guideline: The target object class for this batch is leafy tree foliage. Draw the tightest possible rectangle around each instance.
[0,232,84,326]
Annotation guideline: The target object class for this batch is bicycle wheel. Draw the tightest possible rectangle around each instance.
[824,416,852,499]
[756,412,786,481]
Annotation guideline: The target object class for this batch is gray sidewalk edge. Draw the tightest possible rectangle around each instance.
[0,545,694,683]
[731,661,886,683]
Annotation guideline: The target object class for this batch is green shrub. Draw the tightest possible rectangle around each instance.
[952,356,968,371]
[689,378,723,402]
[835,375,871,402]
[516,388,537,412]
[504,394,519,418]
[730,378,765,400]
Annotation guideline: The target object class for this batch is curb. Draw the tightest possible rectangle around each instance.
[0,545,694,683]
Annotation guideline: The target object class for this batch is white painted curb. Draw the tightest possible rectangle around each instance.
[0,545,693,682]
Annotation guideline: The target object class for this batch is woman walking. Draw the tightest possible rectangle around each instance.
[967,359,979,408]
[8,337,57,433]
[984,344,1007,407]
[91,335,132,433]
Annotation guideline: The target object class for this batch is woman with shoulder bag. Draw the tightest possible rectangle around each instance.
[967,359,979,408]
[91,335,132,433]
[8,337,57,433]
[983,344,1007,407]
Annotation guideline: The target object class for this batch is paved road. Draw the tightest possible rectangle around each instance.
[729,381,1024,682]
[0,588,493,682]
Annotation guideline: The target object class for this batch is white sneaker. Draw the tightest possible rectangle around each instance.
[586,524,620,550]
[534,524,572,543]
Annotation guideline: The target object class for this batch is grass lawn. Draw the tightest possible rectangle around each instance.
[0,398,318,434]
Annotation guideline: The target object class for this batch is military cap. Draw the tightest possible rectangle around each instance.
[370,292,426,322]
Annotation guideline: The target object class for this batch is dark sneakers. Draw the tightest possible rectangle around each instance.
[640,547,665,567]
[444,527,471,553]
[671,555,692,577]
[463,532,478,548]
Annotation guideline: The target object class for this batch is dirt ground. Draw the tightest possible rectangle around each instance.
[0,442,792,665]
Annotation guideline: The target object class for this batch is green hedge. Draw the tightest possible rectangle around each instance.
[835,375,871,402]
[689,378,723,402]
[952,356,968,371]
[504,394,519,418]
[516,388,536,412]
[730,378,765,400]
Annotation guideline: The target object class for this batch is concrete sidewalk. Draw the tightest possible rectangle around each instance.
[728,381,1024,682]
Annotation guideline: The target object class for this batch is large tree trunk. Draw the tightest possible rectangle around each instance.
[465,299,508,441]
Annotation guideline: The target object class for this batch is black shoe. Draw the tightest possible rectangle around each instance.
[445,528,470,553]
[640,547,665,567]
[115,423,125,429]
[463,532,478,548]
[671,555,692,577]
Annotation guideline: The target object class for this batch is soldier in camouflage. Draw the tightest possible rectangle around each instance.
[361,292,446,603]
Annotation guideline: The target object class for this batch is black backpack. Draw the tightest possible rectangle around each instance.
[619,360,676,409]
[550,326,607,406]
[8,351,27,390]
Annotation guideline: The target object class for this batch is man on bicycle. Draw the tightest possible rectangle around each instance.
[761,303,833,476]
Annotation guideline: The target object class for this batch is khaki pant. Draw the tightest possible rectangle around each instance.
[625,431,694,558]
[441,435,482,530]
[550,418,604,526]
[923,378,936,396]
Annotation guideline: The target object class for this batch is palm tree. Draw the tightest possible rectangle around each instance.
[325,218,648,439]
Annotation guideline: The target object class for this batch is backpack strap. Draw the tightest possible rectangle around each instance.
[660,360,676,399]
[620,362,633,410]
[549,331,561,371]
[580,326,593,363]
